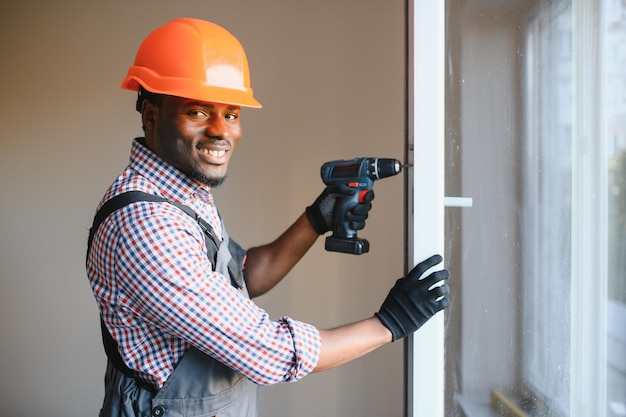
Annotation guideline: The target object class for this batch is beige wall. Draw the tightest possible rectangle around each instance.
[0,1,405,416]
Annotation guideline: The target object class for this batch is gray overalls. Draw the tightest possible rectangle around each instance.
[88,192,259,417]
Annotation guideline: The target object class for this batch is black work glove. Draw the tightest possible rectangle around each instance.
[375,254,450,341]
[305,185,375,235]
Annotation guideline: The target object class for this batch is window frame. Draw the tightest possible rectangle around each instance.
[405,1,446,416]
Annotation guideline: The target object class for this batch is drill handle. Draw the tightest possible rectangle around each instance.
[325,190,370,255]
[330,192,358,238]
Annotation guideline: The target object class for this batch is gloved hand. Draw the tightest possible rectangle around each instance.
[375,254,450,341]
[305,185,375,235]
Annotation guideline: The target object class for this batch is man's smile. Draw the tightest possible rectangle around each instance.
[198,148,227,158]
[196,142,230,164]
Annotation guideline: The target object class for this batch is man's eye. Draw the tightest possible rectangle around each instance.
[225,113,239,120]
[189,110,208,118]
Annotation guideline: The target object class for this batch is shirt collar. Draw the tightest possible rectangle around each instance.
[129,138,213,204]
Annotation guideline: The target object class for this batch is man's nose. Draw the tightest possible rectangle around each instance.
[206,115,230,139]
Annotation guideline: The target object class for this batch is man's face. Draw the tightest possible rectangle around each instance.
[143,95,243,187]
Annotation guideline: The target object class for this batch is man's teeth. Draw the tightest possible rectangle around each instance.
[200,149,226,157]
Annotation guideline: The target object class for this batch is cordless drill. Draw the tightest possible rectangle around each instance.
[321,157,402,255]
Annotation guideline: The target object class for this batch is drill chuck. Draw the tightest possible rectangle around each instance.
[369,158,402,180]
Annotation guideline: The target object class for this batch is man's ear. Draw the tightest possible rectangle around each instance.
[141,100,157,132]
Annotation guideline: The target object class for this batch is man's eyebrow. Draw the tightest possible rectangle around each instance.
[184,102,240,111]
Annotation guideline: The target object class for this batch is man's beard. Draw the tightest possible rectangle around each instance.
[190,170,227,187]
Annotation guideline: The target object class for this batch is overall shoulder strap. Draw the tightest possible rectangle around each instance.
[87,191,219,256]
[87,191,224,392]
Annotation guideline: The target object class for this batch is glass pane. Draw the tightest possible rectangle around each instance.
[445,0,547,413]
[520,3,572,413]
[442,0,624,416]
[603,0,626,415]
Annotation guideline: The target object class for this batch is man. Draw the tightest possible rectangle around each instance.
[86,18,450,417]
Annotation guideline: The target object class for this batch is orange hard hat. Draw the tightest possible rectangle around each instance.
[121,18,261,108]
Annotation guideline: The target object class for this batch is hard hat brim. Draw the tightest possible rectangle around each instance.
[122,71,262,109]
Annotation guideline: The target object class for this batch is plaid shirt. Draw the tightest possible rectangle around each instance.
[87,139,321,388]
